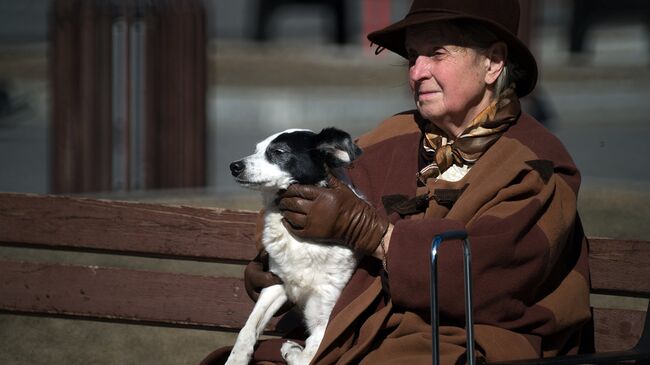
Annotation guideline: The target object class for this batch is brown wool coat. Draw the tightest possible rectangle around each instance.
[204,111,591,365]
[306,110,591,365]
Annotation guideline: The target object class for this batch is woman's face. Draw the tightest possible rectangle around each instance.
[405,22,494,134]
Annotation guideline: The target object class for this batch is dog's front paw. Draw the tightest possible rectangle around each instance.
[281,340,305,364]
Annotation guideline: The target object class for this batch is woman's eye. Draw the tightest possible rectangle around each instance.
[431,48,445,57]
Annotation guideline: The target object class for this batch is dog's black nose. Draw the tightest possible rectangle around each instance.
[230,160,245,176]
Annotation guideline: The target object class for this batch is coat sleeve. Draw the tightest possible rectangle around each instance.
[385,165,582,329]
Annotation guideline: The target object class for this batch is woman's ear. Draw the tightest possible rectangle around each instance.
[484,42,507,85]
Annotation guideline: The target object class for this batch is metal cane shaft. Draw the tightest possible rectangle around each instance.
[463,241,475,365]
[430,230,475,365]
[431,240,441,365]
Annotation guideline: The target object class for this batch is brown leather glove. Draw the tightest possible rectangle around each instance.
[244,250,283,302]
[278,176,389,255]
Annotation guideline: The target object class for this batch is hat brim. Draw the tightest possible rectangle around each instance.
[367,11,538,97]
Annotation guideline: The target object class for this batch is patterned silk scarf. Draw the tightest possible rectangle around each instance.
[416,86,521,184]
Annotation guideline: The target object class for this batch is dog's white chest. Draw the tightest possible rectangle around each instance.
[261,211,357,306]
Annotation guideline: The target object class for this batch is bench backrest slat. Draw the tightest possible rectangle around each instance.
[589,238,650,296]
[0,193,259,262]
[0,259,277,331]
[593,307,646,352]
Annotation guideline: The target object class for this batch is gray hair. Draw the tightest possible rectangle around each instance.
[445,20,524,99]
[494,64,510,99]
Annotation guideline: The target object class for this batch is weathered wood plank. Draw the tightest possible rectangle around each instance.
[593,307,646,352]
[0,193,259,262]
[0,260,285,331]
[589,238,650,295]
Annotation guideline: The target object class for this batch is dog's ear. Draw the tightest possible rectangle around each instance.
[315,127,362,168]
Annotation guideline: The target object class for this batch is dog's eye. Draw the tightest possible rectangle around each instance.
[271,148,287,155]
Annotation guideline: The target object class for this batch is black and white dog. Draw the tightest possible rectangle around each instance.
[227,128,362,365]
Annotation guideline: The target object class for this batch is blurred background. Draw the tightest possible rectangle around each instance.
[1,0,649,363]
[1,0,650,218]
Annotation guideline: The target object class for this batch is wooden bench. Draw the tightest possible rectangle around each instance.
[1,193,649,362]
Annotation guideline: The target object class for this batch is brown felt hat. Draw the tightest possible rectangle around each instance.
[367,0,538,97]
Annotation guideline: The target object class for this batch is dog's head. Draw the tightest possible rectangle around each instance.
[229,128,361,191]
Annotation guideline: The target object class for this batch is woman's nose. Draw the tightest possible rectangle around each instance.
[409,56,432,82]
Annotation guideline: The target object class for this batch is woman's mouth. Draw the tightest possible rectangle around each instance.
[417,90,439,100]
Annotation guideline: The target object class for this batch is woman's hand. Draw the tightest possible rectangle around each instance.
[244,251,283,302]
[277,177,389,256]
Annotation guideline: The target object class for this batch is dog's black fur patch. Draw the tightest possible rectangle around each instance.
[265,128,361,185]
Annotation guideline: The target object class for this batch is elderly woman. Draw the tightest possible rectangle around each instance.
[202,0,591,364]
